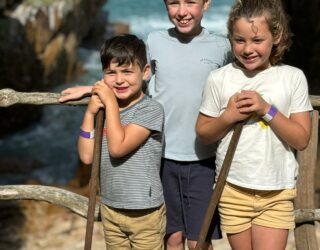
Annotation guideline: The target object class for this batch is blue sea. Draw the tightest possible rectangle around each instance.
[0,0,233,185]
[104,0,234,39]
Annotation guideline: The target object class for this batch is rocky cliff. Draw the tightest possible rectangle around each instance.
[0,0,107,90]
[0,0,107,134]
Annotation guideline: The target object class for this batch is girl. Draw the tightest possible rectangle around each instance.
[196,0,312,249]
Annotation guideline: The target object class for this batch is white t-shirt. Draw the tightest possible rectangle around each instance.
[200,63,313,190]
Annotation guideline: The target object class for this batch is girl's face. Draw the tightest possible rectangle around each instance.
[165,0,211,36]
[231,16,279,71]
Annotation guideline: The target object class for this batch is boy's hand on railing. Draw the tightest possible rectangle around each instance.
[59,86,93,102]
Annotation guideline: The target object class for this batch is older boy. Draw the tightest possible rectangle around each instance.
[61,1,231,249]
[78,34,165,250]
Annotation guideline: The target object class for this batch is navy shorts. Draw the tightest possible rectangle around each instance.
[161,157,222,241]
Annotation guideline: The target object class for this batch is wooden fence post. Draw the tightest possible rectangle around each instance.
[294,110,319,249]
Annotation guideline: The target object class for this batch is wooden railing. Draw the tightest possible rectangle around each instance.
[0,88,319,249]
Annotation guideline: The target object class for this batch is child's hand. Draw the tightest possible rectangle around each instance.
[224,93,251,123]
[92,80,116,106]
[59,86,93,102]
[87,94,104,115]
[235,90,270,116]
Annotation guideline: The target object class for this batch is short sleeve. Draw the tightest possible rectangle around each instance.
[290,69,313,113]
[132,99,164,133]
[199,71,222,118]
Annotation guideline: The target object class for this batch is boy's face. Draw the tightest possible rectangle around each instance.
[165,0,211,36]
[103,61,150,107]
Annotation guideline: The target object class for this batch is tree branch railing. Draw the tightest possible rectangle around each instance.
[0,184,319,223]
[1,88,320,107]
[0,88,320,248]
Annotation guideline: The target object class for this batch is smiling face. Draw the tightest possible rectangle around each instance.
[231,16,280,71]
[165,0,211,36]
[103,61,150,108]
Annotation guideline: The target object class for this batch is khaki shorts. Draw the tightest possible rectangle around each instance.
[218,182,296,234]
[101,204,166,250]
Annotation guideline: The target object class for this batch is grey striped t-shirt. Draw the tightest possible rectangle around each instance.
[100,96,164,209]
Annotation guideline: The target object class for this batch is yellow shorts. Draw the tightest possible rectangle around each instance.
[101,204,166,250]
[218,182,296,234]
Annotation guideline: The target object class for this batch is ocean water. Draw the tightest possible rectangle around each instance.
[0,1,233,185]
[104,0,234,38]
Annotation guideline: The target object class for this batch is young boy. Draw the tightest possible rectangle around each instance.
[78,34,166,250]
[61,1,231,249]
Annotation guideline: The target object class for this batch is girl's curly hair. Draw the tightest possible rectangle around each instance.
[228,0,292,65]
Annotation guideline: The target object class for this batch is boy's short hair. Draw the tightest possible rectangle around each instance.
[100,34,147,71]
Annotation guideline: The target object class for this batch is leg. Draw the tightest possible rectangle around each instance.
[100,205,131,250]
[182,158,221,248]
[251,224,288,250]
[129,205,167,250]
[227,228,253,250]
[161,159,186,250]
[165,231,185,250]
[187,239,212,250]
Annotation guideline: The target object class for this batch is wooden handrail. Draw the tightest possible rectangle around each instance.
[1,88,320,107]
[0,185,319,223]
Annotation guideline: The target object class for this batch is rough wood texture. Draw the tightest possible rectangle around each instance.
[195,123,243,250]
[0,185,319,223]
[294,110,319,250]
[0,88,320,107]
[84,110,105,250]
[0,185,100,221]
[0,88,90,107]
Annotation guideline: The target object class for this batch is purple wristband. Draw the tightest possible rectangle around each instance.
[262,105,278,123]
[79,128,95,139]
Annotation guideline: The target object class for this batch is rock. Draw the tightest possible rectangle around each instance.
[0,0,107,134]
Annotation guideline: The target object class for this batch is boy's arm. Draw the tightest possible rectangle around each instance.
[93,81,152,158]
[59,85,93,102]
[78,95,103,164]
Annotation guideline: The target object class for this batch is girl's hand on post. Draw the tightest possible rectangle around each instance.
[235,90,270,116]
[223,92,251,123]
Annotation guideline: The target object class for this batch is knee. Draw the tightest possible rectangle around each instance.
[166,231,184,247]
[187,240,212,250]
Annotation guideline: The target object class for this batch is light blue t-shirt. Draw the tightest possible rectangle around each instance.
[146,28,231,161]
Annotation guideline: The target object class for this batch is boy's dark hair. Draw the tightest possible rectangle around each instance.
[227,0,292,65]
[100,34,147,71]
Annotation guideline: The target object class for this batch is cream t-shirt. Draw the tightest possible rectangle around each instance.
[200,63,313,190]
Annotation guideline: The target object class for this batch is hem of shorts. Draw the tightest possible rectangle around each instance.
[166,227,185,236]
[252,222,295,230]
[222,222,295,234]
[221,224,252,234]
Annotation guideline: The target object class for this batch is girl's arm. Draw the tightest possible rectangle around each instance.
[196,93,250,144]
[93,81,151,158]
[59,85,93,102]
[236,90,311,150]
[266,110,311,151]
